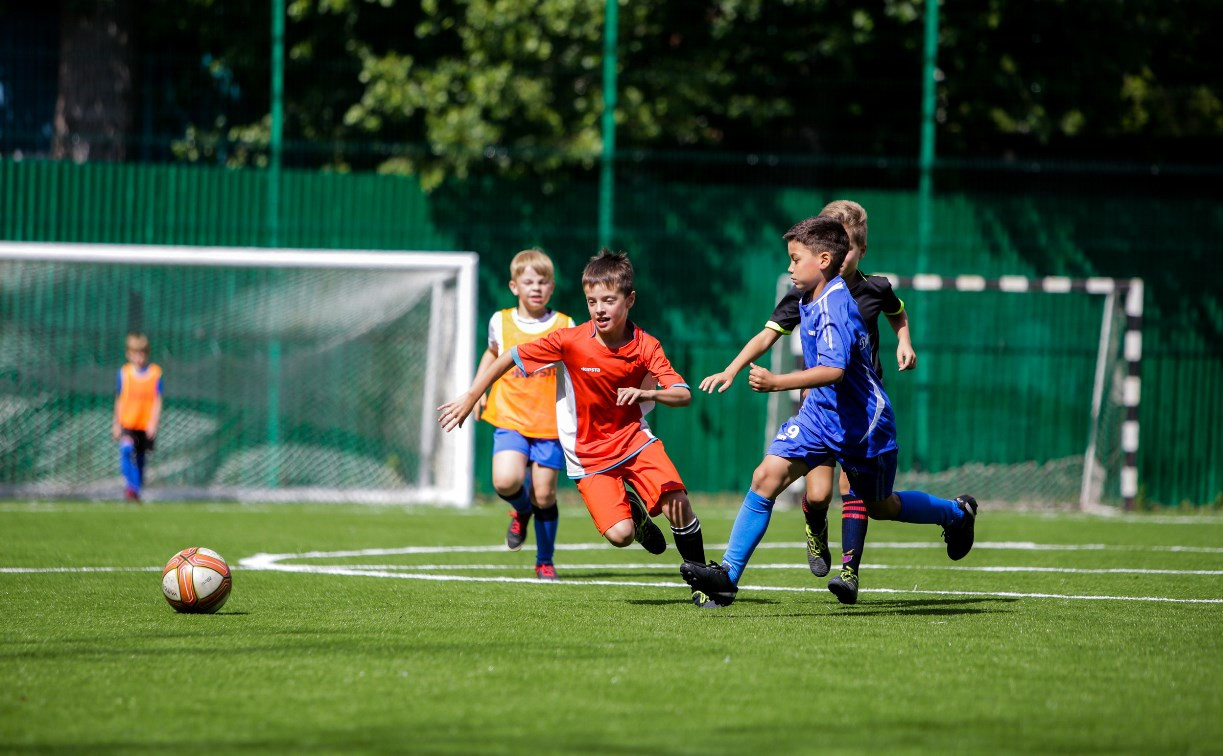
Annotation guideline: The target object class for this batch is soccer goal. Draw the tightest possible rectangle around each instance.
[768,273,1143,510]
[0,242,478,506]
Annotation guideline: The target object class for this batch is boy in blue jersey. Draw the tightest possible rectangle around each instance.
[681,217,976,606]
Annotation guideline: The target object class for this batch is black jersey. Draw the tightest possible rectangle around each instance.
[766,271,904,379]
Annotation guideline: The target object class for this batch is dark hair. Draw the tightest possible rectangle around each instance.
[581,248,634,296]
[783,217,851,275]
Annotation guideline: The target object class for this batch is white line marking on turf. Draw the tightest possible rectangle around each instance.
[233,563,1223,604]
[226,546,1223,604]
[312,563,1223,576]
[0,566,160,573]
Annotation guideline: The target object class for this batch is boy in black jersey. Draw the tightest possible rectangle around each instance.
[701,200,972,584]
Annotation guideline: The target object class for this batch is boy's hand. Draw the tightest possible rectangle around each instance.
[111,422,121,441]
[897,344,917,371]
[698,370,736,393]
[747,363,779,393]
[474,392,488,420]
[616,387,651,406]
[437,393,479,432]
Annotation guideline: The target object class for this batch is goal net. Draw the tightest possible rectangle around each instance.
[768,274,1143,509]
[0,242,478,505]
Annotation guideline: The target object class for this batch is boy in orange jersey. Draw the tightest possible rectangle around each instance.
[111,332,163,501]
[475,249,575,579]
[440,250,713,606]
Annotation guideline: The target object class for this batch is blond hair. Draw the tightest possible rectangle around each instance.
[509,248,555,281]
[125,332,150,353]
[818,200,868,254]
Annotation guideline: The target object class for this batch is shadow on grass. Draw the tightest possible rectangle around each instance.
[824,596,1020,617]
[627,597,781,607]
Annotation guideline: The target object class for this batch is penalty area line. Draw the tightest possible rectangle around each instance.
[236,561,1223,604]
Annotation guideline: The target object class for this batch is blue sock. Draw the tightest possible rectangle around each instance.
[841,498,868,573]
[532,504,558,565]
[896,490,963,526]
[119,440,140,493]
[721,490,775,584]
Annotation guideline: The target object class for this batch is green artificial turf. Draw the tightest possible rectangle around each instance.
[2,499,1220,754]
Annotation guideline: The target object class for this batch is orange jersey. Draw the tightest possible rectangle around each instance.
[117,363,162,430]
[512,322,688,478]
[481,308,574,438]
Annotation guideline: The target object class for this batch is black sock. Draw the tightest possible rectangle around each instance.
[671,517,705,565]
[801,495,829,531]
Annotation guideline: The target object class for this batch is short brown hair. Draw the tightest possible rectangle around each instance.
[818,199,868,254]
[509,248,555,281]
[581,248,634,296]
[125,332,150,353]
[783,217,851,275]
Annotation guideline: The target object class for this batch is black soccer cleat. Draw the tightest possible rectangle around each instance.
[827,566,860,605]
[627,486,667,555]
[805,519,831,578]
[505,509,531,551]
[679,560,738,607]
[690,590,725,609]
[943,494,978,561]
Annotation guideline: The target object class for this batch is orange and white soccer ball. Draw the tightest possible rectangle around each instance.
[161,547,232,613]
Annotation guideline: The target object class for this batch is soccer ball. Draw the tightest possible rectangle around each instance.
[161,547,232,614]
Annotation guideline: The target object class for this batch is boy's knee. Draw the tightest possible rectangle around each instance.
[603,519,635,547]
[491,474,526,497]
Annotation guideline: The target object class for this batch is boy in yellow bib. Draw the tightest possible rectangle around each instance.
[476,250,575,579]
[111,332,163,501]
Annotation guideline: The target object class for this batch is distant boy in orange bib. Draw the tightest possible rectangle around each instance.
[475,249,575,579]
[111,332,163,501]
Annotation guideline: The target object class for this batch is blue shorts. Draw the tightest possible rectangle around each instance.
[767,417,897,502]
[492,428,564,470]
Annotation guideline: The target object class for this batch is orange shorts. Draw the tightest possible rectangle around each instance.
[576,440,686,535]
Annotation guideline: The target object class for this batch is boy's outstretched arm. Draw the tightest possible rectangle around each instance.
[885,310,917,371]
[617,384,691,408]
[699,328,783,393]
[438,350,517,432]
[746,362,844,393]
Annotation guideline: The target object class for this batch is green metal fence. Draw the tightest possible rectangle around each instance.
[1,158,1219,506]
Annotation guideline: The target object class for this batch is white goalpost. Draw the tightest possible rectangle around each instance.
[769,273,1144,510]
[0,242,479,506]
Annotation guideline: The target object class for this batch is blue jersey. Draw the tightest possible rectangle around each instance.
[797,277,897,458]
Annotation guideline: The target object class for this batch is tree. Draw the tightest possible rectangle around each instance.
[52,0,133,161]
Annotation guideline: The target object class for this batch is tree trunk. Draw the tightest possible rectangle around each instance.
[52,0,132,162]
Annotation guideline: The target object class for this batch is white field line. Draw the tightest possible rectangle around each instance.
[5,541,1222,603]
[298,563,1223,576]
[6,561,1223,578]
[236,563,1223,605]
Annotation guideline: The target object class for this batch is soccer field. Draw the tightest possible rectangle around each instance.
[2,499,1220,754]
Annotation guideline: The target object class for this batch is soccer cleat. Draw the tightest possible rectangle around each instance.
[679,560,738,607]
[505,509,531,551]
[804,519,831,578]
[534,563,558,580]
[943,494,978,561]
[124,487,140,502]
[827,566,859,605]
[690,590,726,609]
[627,486,667,555]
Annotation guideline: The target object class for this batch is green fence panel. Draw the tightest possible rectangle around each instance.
[1,159,1219,506]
